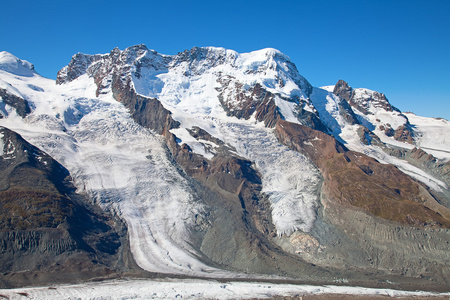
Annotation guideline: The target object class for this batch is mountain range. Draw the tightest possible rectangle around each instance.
[0,45,449,291]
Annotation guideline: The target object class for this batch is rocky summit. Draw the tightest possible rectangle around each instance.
[0,46,449,291]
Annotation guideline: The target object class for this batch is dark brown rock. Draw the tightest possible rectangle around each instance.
[274,119,450,228]
[333,79,353,102]
[0,88,31,118]
[394,124,415,144]
[356,126,383,146]
[0,126,142,288]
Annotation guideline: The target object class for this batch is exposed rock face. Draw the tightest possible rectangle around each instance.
[394,123,415,144]
[217,81,282,127]
[356,125,383,146]
[0,126,141,288]
[4,45,449,290]
[387,147,450,188]
[274,120,450,286]
[0,88,31,118]
[333,79,400,115]
[274,119,450,228]
[337,97,360,125]
[333,79,353,102]
[350,88,399,115]
[332,80,416,144]
[111,80,179,135]
[56,45,326,131]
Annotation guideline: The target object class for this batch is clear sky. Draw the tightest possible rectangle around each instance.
[1,0,449,119]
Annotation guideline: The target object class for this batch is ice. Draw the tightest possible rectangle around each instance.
[213,120,321,235]
[310,87,448,192]
[0,131,4,156]
[0,51,35,77]
[132,46,312,121]
[128,47,321,235]
[310,87,347,137]
[405,112,450,161]
[1,278,447,300]
[169,112,321,235]
[2,46,448,282]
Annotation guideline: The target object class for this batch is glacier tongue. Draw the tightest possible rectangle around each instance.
[0,72,231,276]
[171,112,322,235]
[217,121,322,235]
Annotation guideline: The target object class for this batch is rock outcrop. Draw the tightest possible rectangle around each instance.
[275,119,450,227]
[0,88,31,118]
[274,119,450,287]
[0,126,142,288]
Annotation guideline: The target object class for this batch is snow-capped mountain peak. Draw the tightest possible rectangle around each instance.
[56,44,320,130]
[0,51,36,77]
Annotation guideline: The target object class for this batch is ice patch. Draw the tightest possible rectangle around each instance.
[0,131,4,156]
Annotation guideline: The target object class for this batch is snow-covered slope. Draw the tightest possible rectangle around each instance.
[405,112,450,160]
[2,278,448,300]
[0,51,35,77]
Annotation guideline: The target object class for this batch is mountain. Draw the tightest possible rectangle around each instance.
[1,46,449,291]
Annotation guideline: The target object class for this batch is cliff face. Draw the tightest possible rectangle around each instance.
[275,119,450,227]
[0,126,141,288]
[274,119,450,286]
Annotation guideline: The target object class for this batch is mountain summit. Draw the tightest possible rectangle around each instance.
[1,45,450,290]
[0,51,36,77]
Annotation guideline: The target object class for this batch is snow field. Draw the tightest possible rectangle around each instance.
[2,47,449,281]
[405,112,450,161]
[1,278,447,300]
[168,110,322,236]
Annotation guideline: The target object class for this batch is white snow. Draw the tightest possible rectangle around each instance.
[182,116,321,235]
[349,87,408,133]
[1,46,449,284]
[167,110,321,235]
[310,87,347,138]
[1,278,448,300]
[319,85,335,92]
[0,131,4,156]
[0,51,35,77]
[131,46,312,121]
[405,112,450,161]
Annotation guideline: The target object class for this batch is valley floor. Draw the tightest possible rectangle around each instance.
[0,278,448,300]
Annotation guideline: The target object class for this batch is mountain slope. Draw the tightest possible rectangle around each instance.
[0,126,140,288]
[1,46,449,290]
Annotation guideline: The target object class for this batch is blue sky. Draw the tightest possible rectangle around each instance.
[2,0,449,119]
